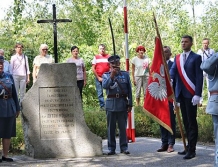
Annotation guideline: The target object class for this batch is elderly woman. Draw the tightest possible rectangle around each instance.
[66,46,86,99]
[32,44,54,83]
[131,45,150,106]
[0,56,20,162]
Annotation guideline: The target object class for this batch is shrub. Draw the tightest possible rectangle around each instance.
[197,107,214,142]
[10,117,24,153]
[10,105,214,152]
[84,109,107,139]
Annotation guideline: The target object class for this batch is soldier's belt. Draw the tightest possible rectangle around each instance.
[210,91,218,96]
[107,94,127,98]
[0,94,12,99]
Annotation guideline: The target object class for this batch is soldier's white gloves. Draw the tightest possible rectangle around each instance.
[173,102,180,108]
[192,95,200,106]
[170,79,173,87]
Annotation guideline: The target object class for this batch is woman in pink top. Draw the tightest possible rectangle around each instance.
[66,46,86,100]
[10,43,30,105]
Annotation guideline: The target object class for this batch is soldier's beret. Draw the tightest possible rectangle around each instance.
[0,56,4,63]
[108,55,120,63]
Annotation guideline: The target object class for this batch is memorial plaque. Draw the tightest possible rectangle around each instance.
[21,63,102,158]
[39,87,76,140]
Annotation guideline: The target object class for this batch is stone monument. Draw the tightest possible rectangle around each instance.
[21,63,102,158]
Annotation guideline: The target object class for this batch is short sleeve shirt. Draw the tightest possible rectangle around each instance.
[131,55,150,77]
[66,57,85,80]
[33,55,54,76]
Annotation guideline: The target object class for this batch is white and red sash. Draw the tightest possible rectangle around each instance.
[176,54,195,95]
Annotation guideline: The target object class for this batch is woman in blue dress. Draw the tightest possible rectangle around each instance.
[0,55,20,163]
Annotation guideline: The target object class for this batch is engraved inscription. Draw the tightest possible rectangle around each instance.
[39,87,76,140]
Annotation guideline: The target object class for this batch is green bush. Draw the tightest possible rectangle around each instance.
[10,117,24,153]
[10,105,214,152]
[197,107,214,142]
[84,109,107,139]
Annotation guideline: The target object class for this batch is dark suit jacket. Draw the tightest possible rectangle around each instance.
[170,51,203,99]
[168,60,173,70]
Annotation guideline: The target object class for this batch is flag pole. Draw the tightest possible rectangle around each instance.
[153,12,187,151]
[123,0,129,71]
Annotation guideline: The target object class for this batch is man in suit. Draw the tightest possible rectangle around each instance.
[170,35,203,159]
[157,46,176,153]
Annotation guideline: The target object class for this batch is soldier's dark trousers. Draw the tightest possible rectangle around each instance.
[107,111,128,152]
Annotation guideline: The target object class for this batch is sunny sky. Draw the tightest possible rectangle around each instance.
[0,0,216,20]
[0,0,57,20]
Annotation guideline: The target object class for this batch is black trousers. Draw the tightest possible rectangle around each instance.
[160,102,176,146]
[77,80,84,99]
[179,94,198,153]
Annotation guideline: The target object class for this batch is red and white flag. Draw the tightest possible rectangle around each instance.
[143,37,173,134]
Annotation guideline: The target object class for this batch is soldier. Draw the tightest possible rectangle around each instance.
[102,55,132,155]
[0,49,10,73]
[200,53,218,166]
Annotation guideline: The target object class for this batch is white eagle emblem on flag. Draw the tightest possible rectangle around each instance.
[147,64,167,101]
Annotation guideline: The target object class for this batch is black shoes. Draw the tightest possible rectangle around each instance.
[157,145,168,152]
[183,152,196,159]
[104,151,116,155]
[178,150,187,155]
[2,156,13,162]
[104,150,130,155]
[121,150,130,154]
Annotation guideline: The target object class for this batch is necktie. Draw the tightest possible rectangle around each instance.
[183,54,186,65]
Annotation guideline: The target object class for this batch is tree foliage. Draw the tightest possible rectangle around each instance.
[0,0,217,106]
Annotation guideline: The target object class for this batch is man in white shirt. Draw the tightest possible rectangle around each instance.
[197,38,215,105]
[0,49,10,73]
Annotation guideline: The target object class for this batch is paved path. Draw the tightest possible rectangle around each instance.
[0,137,215,167]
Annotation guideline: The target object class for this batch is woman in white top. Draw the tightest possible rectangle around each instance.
[32,44,54,83]
[131,45,150,106]
[66,46,86,100]
[10,43,30,104]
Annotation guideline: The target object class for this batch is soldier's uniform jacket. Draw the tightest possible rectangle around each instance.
[201,53,218,115]
[102,70,132,112]
[0,72,20,117]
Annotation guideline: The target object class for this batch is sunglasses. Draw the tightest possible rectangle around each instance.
[42,49,48,51]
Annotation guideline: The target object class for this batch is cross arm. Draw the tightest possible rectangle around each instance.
[37,20,53,23]
[56,19,72,23]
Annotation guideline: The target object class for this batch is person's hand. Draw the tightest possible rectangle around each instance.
[170,79,173,87]
[133,79,136,86]
[192,95,200,106]
[84,80,86,86]
[127,106,132,112]
[173,101,180,108]
[98,77,103,82]
[26,78,30,84]
[16,111,20,118]
[110,66,119,79]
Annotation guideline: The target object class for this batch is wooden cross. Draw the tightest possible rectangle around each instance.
[37,4,72,63]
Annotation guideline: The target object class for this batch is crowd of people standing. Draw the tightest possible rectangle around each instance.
[0,36,217,166]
